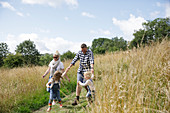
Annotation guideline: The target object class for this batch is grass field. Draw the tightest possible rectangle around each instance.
[0,40,169,113]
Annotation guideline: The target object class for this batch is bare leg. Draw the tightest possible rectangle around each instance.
[76,84,82,96]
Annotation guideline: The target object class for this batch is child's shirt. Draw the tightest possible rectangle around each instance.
[79,79,95,91]
[46,78,60,89]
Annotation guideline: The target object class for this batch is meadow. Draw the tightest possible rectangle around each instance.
[0,40,169,113]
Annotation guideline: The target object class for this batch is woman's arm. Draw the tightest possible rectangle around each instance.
[42,67,51,78]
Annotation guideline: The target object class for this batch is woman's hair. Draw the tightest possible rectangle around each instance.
[53,71,63,81]
[53,50,60,57]
[84,71,91,78]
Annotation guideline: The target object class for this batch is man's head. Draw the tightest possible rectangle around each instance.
[81,43,87,54]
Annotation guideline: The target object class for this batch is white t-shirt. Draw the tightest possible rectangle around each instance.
[79,79,95,91]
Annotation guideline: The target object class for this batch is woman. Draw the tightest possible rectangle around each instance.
[42,51,70,105]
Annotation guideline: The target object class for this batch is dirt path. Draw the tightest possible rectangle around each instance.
[33,89,88,113]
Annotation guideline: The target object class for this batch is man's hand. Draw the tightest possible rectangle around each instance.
[78,81,81,85]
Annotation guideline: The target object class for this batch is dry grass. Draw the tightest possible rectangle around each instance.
[0,66,47,112]
[90,40,170,113]
[0,59,78,113]
[0,40,169,113]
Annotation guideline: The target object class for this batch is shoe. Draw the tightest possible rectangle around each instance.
[52,101,56,106]
[72,99,78,106]
[60,104,63,108]
[46,107,51,112]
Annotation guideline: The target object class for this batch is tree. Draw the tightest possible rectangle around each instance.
[0,42,9,67]
[39,53,53,66]
[3,53,24,68]
[91,38,110,53]
[130,18,170,48]
[60,51,76,61]
[91,37,127,54]
[15,39,40,66]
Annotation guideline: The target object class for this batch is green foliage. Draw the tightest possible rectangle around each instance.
[0,42,9,67]
[130,17,170,48]
[12,90,49,113]
[3,53,24,68]
[91,37,127,54]
[93,47,106,54]
[60,50,76,61]
[39,53,53,66]
[15,39,40,66]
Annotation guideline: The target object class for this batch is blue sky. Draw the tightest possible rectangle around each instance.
[0,0,169,54]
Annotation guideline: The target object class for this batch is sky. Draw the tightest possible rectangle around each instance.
[0,0,170,54]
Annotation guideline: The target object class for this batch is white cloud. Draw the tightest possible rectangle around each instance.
[155,2,170,18]
[21,0,78,8]
[0,2,25,17]
[90,29,111,35]
[4,33,91,54]
[16,12,24,17]
[150,11,160,19]
[0,1,16,11]
[156,2,161,7]
[64,17,69,21]
[35,28,50,33]
[112,14,146,41]
[165,2,170,18]
[82,12,95,18]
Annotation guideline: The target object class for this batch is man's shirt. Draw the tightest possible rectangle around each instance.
[71,49,94,73]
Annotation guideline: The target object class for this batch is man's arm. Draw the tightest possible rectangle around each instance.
[61,69,70,82]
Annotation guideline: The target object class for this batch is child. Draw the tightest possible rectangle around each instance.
[46,71,63,112]
[78,71,95,105]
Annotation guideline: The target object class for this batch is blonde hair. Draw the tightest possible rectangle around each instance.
[84,71,91,79]
[53,50,60,56]
[53,71,63,81]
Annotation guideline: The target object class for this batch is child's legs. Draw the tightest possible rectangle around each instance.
[56,90,61,102]
[48,91,54,108]
[86,91,91,98]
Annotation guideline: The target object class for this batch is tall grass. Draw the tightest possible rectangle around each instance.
[0,60,78,113]
[0,40,169,113]
[91,40,169,113]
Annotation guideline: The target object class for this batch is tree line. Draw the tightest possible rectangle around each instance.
[0,18,169,68]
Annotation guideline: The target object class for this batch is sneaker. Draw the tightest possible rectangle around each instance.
[60,104,63,108]
[52,101,56,106]
[72,99,78,106]
[46,107,51,112]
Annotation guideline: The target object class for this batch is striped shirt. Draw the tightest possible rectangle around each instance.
[71,49,94,73]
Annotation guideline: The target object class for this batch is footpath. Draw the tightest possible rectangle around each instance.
[33,89,88,113]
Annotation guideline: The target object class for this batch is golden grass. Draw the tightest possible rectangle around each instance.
[0,40,169,113]
[0,60,78,112]
[0,66,47,112]
[91,40,169,113]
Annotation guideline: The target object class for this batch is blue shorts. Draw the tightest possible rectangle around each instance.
[77,72,84,83]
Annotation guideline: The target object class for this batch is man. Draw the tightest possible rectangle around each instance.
[64,43,94,105]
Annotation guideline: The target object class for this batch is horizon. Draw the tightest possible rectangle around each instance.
[0,0,169,54]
